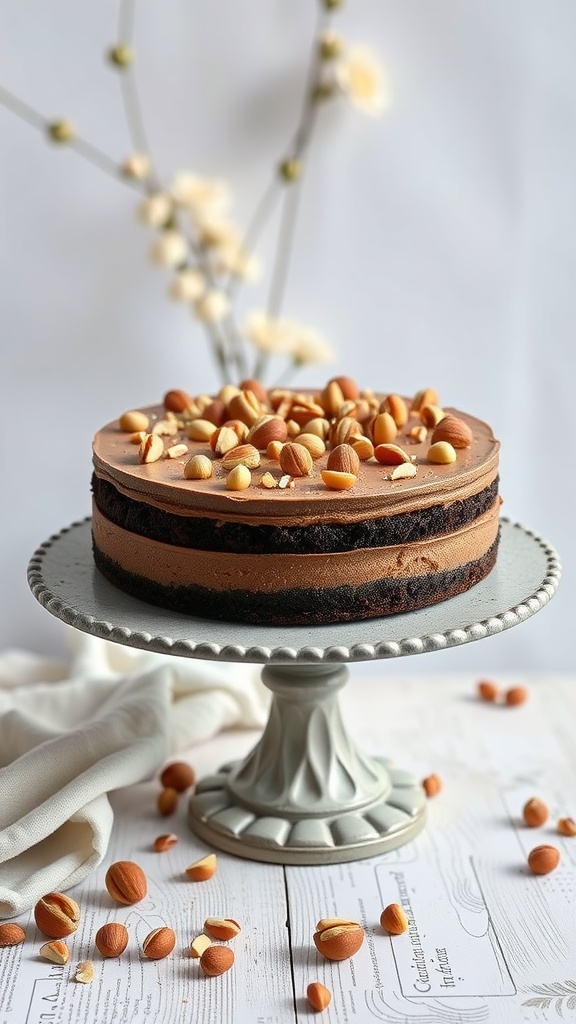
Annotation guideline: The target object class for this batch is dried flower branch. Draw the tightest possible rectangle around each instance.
[0,0,387,385]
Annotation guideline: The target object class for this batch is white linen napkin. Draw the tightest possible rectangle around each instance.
[0,630,268,918]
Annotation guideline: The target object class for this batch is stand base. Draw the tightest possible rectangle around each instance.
[188,758,427,865]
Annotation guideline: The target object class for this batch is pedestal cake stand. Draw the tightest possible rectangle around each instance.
[28,517,560,865]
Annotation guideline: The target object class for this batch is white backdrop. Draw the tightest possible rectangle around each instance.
[1,0,574,673]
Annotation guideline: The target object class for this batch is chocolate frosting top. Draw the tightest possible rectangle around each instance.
[92,400,500,527]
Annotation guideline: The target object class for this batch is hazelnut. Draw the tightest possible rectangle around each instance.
[239,378,269,405]
[380,903,409,934]
[527,844,560,875]
[427,441,457,465]
[279,442,313,477]
[184,454,213,480]
[247,415,288,450]
[226,465,252,490]
[477,679,499,702]
[142,927,176,960]
[105,861,148,905]
[203,917,241,941]
[157,787,179,816]
[431,414,473,449]
[0,923,25,947]
[160,761,195,792]
[411,387,439,412]
[420,404,445,428]
[163,388,193,413]
[307,981,332,1011]
[313,919,364,961]
[95,922,129,958]
[296,432,326,460]
[351,436,374,461]
[505,686,528,706]
[327,444,360,476]
[227,389,262,427]
[187,418,218,442]
[558,817,576,837]
[34,892,80,938]
[200,945,235,976]
[522,797,549,828]
[422,773,442,797]
[119,410,149,433]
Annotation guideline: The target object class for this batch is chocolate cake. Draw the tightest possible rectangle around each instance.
[91,380,501,625]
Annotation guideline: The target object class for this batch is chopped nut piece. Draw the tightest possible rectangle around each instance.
[39,940,70,964]
[153,833,179,852]
[307,981,332,1011]
[260,472,278,489]
[185,853,218,881]
[390,463,418,480]
[139,434,164,464]
[75,961,96,984]
[190,933,212,958]
[165,443,188,459]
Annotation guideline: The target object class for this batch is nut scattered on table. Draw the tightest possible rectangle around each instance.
[522,797,549,828]
[157,787,179,816]
[527,844,560,875]
[422,774,442,798]
[190,934,212,959]
[199,945,234,976]
[39,940,70,964]
[203,917,241,941]
[504,686,528,707]
[307,981,332,1011]
[34,892,80,938]
[185,853,218,881]
[142,927,176,960]
[0,923,25,947]
[95,922,129,958]
[75,960,96,983]
[313,919,364,961]
[153,833,179,853]
[105,861,148,905]
[477,679,499,702]
[160,761,196,792]
[380,903,409,934]
[557,817,576,837]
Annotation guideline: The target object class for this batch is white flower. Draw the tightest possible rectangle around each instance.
[170,172,231,219]
[212,243,261,282]
[243,311,296,354]
[196,217,241,250]
[194,290,230,323]
[335,47,388,116]
[168,268,206,302]
[290,326,334,365]
[243,311,333,364]
[121,152,151,181]
[138,192,172,227]
[150,230,188,267]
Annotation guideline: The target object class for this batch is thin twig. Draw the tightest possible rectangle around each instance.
[116,0,161,191]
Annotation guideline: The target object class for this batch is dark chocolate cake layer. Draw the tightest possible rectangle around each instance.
[92,473,499,555]
[93,536,499,626]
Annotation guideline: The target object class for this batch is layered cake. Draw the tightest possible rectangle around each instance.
[91,379,501,625]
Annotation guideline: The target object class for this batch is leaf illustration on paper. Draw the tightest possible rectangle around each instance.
[521,980,576,1015]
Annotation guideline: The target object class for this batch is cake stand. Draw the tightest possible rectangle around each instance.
[28,517,560,865]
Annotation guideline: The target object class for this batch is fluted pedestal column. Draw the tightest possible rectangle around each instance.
[189,663,426,864]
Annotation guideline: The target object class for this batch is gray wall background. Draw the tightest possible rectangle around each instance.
[1,1,574,673]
